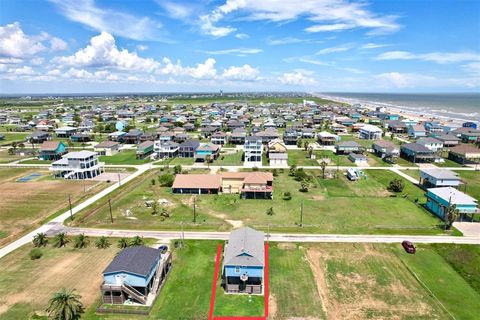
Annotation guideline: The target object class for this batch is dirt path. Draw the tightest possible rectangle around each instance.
[305,249,334,320]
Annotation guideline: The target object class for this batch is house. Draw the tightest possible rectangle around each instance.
[123,129,143,144]
[179,139,200,158]
[331,123,348,134]
[448,145,480,164]
[416,137,444,152]
[211,131,228,145]
[419,169,462,188]
[154,141,179,159]
[194,143,220,162]
[424,121,443,134]
[462,122,478,130]
[301,128,315,139]
[283,129,300,145]
[70,133,91,143]
[348,152,367,165]
[172,174,221,194]
[408,125,427,138]
[222,227,265,294]
[55,126,77,138]
[230,128,246,145]
[460,129,480,143]
[50,151,104,179]
[137,141,154,159]
[108,131,126,142]
[426,187,478,219]
[372,140,399,160]
[358,124,382,140]
[28,131,50,144]
[335,141,362,154]
[94,141,119,156]
[101,246,172,305]
[244,136,263,167]
[39,141,68,160]
[385,120,407,134]
[267,139,288,167]
[317,131,340,146]
[432,134,460,147]
[400,143,436,163]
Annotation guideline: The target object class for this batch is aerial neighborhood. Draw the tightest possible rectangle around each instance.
[0,92,479,319]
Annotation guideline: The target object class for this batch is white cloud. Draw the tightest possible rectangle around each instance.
[360,43,389,50]
[50,0,164,41]
[316,44,352,55]
[136,45,148,52]
[0,22,46,58]
[7,66,35,75]
[50,37,68,51]
[235,33,249,39]
[201,0,400,37]
[267,37,318,45]
[222,64,259,81]
[159,1,195,20]
[201,48,262,56]
[54,32,160,71]
[278,70,317,86]
[376,51,480,64]
[187,58,217,79]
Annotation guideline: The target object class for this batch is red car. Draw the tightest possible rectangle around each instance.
[402,240,416,254]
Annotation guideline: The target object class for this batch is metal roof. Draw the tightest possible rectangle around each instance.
[103,246,161,277]
[224,227,264,267]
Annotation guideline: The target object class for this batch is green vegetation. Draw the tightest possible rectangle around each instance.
[434,158,464,167]
[0,132,29,146]
[287,149,319,166]
[99,150,152,165]
[213,151,243,166]
[455,170,480,201]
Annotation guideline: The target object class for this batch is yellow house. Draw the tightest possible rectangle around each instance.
[267,139,287,153]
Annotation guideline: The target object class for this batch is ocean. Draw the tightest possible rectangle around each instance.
[319,92,480,123]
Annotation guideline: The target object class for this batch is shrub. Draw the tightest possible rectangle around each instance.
[294,168,309,181]
[299,180,309,192]
[29,248,43,260]
[282,192,292,200]
[388,178,405,192]
[266,207,275,216]
[173,165,182,174]
[272,169,278,177]
[151,179,156,185]
[158,173,174,187]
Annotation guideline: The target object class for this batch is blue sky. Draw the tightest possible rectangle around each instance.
[0,0,479,93]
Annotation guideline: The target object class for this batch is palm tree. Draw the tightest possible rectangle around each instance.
[445,203,460,230]
[53,233,70,248]
[130,236,144,246]
[320,160,328,179]
[205,154,212,168]
[95,236,110,249]
[73,234,89,249]
[303,140,309,151]
[46,288,84,320]
[117,237,129,249]
[33,232,48,247]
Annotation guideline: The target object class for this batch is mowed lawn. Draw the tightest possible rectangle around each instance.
[75,168,443,235]
[0,243,119,319]
[99,149,152,165]
[0,168,104,245]
[0,132,29,146]
[455,170,480,201]
[0,149,28,164]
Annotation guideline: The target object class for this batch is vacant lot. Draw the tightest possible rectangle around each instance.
[455,170,480,201]
[0,149,28,163]
[74,168,443,236]
[0,132,29,146]
[0,243,118,319]
[0,168,104,245]
[99,149,152,165]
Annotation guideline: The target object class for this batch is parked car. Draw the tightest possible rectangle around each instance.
[401,240,416,254]
[158,244,168,253]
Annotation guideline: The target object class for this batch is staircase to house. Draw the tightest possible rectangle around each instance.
[122,283,147,304]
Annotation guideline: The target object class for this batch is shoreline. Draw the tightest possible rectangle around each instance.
[316,93,477,125]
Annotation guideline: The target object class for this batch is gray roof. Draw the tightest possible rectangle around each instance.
[103,246,160,277]
[401,142,432,153]
[224,227,264,267]
[421,169,460,180]
[336,141,361,148]
[427,187,477,206]
[269,152,288,159]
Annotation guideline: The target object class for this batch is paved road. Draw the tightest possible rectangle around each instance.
[59,227,480,244]
[0,163,151,259]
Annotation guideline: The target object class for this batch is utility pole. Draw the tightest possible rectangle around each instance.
[118,173,121,186]
[300,200,303,227]
[108,198,113,223]
[181,221,185,248]
[68,195,73,221]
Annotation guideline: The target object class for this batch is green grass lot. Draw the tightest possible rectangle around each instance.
[287,149,319,166]
[157,157,195,166]
[213,150,243,166]
[315,150,354,166]
[18,159,53,164]
[435,158,465,168]
[0,132,29,146]
[99,150,152,165]
[400,168,421,181]
[74,168,445,235]
[365,152,392,167]
[0,150,28,163]
[455,170,480,201]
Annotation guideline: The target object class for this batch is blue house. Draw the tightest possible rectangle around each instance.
[408,125,427,139]
[101,246,172,305]
[222,227,265,294]
[39,141,67,160]
[426,187,478,220]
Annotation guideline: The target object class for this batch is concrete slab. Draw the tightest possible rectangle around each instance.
[454,222,480,237]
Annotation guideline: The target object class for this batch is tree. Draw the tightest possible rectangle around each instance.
[29,248,43,260]
[73,234,89,249]
[296,138,303,148]
[303,140,309,151]
[391,133,395,141]
[320,160,328,179]
[130,236,144,246]
[117,237,129,249]
[294,168,309,181]
[158,173,174,187]
[308,146,314,159]
[272,168,278,177]
[445,203,460,230]
[151,178,156,185]
[282,192,292,200]
[299,180,309,192]
[95,236,111,249]
[289,164,297,176]
[266,207,275,216]
[151,201,159,215]
[205,154,212,168]
[33,232,48,247]
[388,178,405,192]
[53,233,69,248]
[46,288,84,320]
[173,165,182,174]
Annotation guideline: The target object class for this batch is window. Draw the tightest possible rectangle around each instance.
[235,267,240,274]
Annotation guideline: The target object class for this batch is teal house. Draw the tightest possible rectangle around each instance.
[426,187,478,219]
[39,141,67,160]
[222,227,264,294]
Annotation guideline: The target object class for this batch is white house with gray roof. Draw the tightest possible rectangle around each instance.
[50,150,104,179]
[222,227,265,294]
[419,169,462,188]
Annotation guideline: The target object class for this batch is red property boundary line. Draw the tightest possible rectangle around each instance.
[208,243,269,320]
